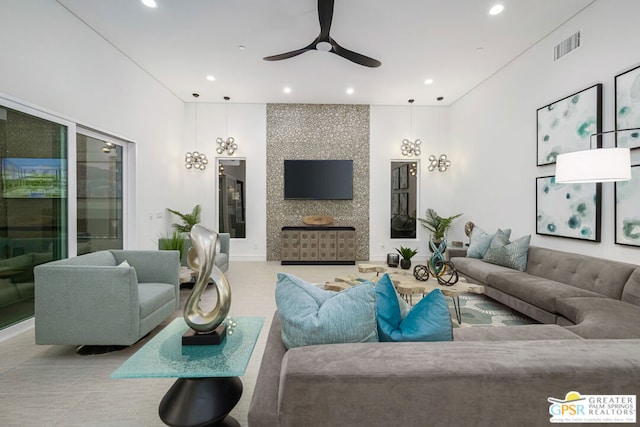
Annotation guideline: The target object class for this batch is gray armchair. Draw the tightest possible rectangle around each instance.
[158,232,230,273]
[34,250,180,346]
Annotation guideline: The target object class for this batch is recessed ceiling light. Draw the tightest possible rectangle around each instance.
[346,87,355,95]
[206,75,215,81]
[141,0,157,8]
[283,87,292,94]
[424,78,434,85]
[489,4,504,15]
[238,45,246,51]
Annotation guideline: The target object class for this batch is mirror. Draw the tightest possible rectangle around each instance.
[218,158,246,238]
[390,161,418,238]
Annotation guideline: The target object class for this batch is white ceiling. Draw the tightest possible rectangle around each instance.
[56,0,595,105]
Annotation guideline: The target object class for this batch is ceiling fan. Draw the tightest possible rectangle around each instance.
[263,0,381,68]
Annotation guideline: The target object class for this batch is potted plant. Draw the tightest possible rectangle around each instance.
[167,204,202,233]
[396,246,418,270]
[417,208,463,250]
[158,229,187,261]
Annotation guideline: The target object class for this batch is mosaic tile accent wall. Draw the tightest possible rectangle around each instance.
[266,104,370,261]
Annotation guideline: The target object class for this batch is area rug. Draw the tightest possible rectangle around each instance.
[445,294,537,328]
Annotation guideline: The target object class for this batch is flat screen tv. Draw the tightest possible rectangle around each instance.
[284,160,353,200]
[1,158,68,198]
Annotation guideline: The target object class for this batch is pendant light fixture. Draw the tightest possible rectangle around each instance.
[185,93,208,170]
[401,99,421,157]
[216,96,238,156]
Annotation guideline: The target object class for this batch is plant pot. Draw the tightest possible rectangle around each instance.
[400,259,412,270]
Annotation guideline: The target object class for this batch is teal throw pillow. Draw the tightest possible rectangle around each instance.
[466,228,511,258]
[482,233,531,271]
[375,273,452,342]
[275,273,378,349]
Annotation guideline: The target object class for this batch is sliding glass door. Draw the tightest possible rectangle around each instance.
[76,130,124,254]
[0,105,68,329]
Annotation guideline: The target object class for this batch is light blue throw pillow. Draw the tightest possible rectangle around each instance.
[375,273,452,342]
[466,227,511,258]
[483,233,531,272]
[275,273,378,349]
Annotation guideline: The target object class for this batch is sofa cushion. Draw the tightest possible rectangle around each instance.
[138,283,176,318]
[376,273,452,342]
[556,297,640,339]
[482,233,531,272]
[59,250,117,266]
[450,257,514,284]
[621,268,640,307]
[487,271,606,314]
[525,246,635,300]
[466,228,511,259]
[275,273,378,349]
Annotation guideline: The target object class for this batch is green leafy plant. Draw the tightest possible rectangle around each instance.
[159,230,186,260]
[395,246,418,260]
[417,208,463,241]
[167,204,201,233]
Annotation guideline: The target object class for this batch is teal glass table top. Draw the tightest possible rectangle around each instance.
[111,317,264,379]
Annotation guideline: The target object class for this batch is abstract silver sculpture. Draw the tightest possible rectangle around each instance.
[183,224,231,338]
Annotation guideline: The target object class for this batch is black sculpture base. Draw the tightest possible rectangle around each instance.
[182,325,227,346]
[159,377,243,427]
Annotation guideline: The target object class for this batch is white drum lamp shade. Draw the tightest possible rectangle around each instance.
[555,147,631,184]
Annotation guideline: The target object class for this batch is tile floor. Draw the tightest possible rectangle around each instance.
[0,262,360,427]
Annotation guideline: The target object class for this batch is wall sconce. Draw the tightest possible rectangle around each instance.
[428,154,451,172]
[185,93,208,170]
[216,96,238,156]
[401,99,421,157]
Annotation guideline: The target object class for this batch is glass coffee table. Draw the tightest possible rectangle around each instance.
[111,316,263,427]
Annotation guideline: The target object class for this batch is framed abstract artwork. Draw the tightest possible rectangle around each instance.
[536,176,601,242]
[615,65,640,150]
[615,165,640,247]
[536,84,602,165]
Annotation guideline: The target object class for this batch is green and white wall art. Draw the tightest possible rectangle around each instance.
[615,64,640,150]
[537,84,602,165]
[536,176,601,242]
[615,165,640,247]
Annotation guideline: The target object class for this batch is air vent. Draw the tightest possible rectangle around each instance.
[554,31,581,61]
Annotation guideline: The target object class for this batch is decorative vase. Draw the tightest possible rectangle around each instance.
[400,258,412,270]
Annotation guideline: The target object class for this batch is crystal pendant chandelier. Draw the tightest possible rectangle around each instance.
[216,96,238,156]
[401,99,421,157]
[185,93,208,170]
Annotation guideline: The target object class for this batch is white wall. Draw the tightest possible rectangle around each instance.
[181,102,267,260]
[0,0,185,250]
[370,105,452,261]
[449,0,640,264]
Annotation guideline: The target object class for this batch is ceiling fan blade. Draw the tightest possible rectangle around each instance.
[330,39,381,68]
[317,0,334,40]
[263,46,314,61]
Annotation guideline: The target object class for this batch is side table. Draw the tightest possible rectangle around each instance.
[111,317,264,427]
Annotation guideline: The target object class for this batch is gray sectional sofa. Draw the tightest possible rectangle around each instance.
[248,246,640,426]
[449,245,640,339]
